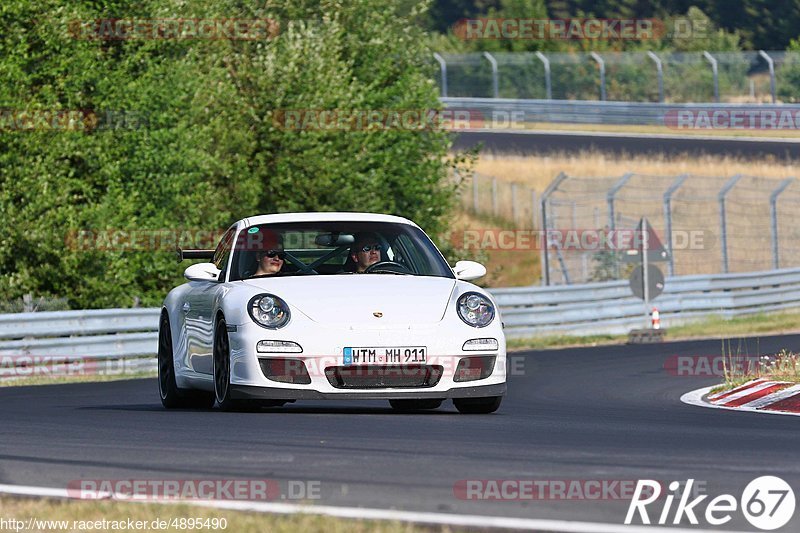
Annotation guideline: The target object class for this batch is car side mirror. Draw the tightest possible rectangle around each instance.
[453,260,486,281]
[184,262,221,282]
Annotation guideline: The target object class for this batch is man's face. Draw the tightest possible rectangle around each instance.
[258,248,285,274]
[352,242,381,272]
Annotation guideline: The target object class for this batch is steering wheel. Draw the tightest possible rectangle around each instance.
[364,261,412,275]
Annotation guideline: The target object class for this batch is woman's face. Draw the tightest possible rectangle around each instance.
[258,250,284,274]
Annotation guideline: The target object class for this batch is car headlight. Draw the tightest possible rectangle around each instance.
[248,294,290,329]
[457,292,495,328]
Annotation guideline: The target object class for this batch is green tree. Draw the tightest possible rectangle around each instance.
[0,0,466,308]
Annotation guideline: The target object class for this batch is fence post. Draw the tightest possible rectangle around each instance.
[535,51,552,100]
[540,172,568,286]
[607,173,634,231]
[758,50,777,103]
[433,53,447,97]
[770,177,794,269]
[703,51,719,103]
[647,51,665,103]
[472,172,479,213]
[491,176,498,217]
[511,182,518,223]
[718,174,743,273]
[483,51,499,98]
[590,52,607,101]
[663,174,688,276]
[530,189,538,229]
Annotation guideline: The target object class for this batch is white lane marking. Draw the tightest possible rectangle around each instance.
[681,385,800,417]
[740,384,800,409]
[708,380,778,404]
[0,482,745,533]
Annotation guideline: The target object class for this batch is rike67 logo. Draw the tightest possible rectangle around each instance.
[625,477,795,530]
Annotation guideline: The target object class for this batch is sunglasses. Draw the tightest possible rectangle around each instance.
[261,250,286,260]
[358,244,382,253]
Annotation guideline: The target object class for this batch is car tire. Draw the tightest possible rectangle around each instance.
[453,396,502,414]
[213,317,254,412]
[158,312,215,409]
[389,399,443,411]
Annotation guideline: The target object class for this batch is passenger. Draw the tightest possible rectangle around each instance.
[349,232,383,273]
[253,231,285,276]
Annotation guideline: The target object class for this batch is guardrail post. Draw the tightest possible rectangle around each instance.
[759,50,777,103]
[607,173,634,231]
[770,177,794,269]
[718,174,743,273]
[590,52,607,101]
[647,51,665,103]
[663,174,688,276]
[483,52,499,98]
[472,172,479,213]
[492,176,498,217]
[535,52,552,100]
[433,53,447,97]
[540,172,568,286]
[703,51,719,103]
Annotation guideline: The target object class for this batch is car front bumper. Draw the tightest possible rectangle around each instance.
[223,320,507,399]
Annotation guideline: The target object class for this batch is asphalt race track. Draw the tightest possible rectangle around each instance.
[454,130,800,159]
[3,334,800,531]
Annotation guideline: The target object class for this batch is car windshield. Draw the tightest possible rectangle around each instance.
[228,221,454,280]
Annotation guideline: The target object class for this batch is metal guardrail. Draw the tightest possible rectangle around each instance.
[0,309,159,379]
[442,97,800,126]
[1,268,799,369]
[493,267,800,337]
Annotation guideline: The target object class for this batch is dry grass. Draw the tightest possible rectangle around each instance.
[473,151,796,193]
[447,210,540,287]
[0,496,442,533]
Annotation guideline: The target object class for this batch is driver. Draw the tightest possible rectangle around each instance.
[349,232,383,273]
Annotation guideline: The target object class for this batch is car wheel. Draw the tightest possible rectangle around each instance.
[213,317,254,412]
[453,396,502,414]
[158,312,214,409]
[389,399,443,411]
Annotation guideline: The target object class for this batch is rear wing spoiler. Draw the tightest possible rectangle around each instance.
[176,247,215,263]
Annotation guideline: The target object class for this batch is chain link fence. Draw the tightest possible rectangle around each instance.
[541,173,800,284]
[434,51,800,103]
[461,172,800,285]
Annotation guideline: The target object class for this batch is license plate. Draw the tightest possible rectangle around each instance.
[343,346,427,365]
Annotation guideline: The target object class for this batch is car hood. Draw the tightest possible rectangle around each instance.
[242,275,457,326]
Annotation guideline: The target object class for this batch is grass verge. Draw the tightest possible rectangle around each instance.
[0,496,440,533]
[507,309,800,352]
[0,371,157,388]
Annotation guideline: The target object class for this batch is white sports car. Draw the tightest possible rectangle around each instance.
[159,212,506,413]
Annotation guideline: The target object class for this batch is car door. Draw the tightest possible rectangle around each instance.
[186,226,235,375]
